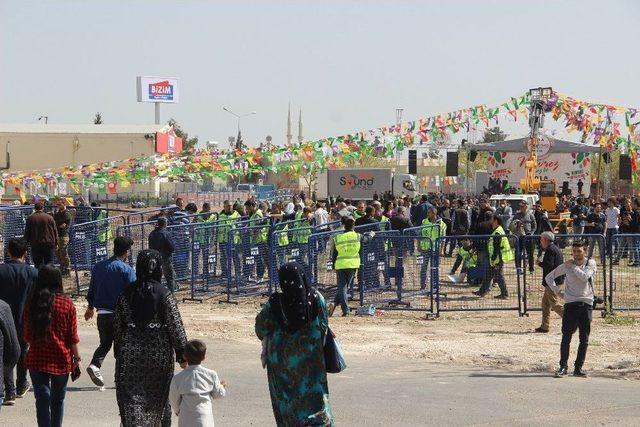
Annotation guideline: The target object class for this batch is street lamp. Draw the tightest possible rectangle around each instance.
[222,106,256,133]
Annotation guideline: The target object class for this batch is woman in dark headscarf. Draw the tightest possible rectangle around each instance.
[255,262,334,426]
[114,249,188,427]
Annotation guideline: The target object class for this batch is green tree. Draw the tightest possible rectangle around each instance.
[93,112,103,124]
[167,118,199,152]
[480,126,507,143]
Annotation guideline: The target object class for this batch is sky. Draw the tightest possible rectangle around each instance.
[1,0,639,149]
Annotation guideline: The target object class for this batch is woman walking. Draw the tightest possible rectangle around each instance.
[24,265,80,427]
[255,262,334,426]
[114,250,188,427]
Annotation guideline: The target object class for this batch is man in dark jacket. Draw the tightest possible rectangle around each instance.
[0,299,20,409]
[354,206,378,228]
[85,236,136,387]
[535,231,564,333]
[0,238,37,404]
[149,217,176,291]
[389,206,412,233]
[24,202,58,267]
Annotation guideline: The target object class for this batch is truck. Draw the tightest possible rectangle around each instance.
[314,168,419,200]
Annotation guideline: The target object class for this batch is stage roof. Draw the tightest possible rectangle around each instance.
[467,137,601,154]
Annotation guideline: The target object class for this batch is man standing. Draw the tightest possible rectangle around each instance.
[218,200,241,279]
[329,217,362,317]
[0,299,20,409]
[0,238,38,405]
[149,217,176,291]
[419,207,447,290]
[53,199,72,276]
[354,205,378,227]
[535,232,564,333]
[24,202,58,268]
[85,236,136,387]
[545,240,596,377]
[244,200,269,280]
[604,197,620,257]
[494,199,513,234]
[474,215,513,299]
[512,201,537,273]
[570,198,588,235]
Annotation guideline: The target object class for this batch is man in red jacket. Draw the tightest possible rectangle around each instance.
[24,202,58,268]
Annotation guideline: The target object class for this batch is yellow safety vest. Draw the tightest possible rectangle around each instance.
[488,225,514,266]
[195,212,216,244]
[334,231,361,270]
[459,246,477,268]
[277,223,289,247]
[97,210,112,244]
[250,209,268,244]
[218,211,240,244]
[419,218,445,251]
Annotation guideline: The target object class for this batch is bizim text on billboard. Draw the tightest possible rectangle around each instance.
[148,80,174,101]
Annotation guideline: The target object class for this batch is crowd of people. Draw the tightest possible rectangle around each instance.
[0,189,636,424]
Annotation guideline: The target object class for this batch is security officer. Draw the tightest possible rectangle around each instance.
[329,217,362,317]
[419,207,446,290]
[218,200,241,279]
[293,206,313,263]
[244,200,269,280]
[475,215,513,298]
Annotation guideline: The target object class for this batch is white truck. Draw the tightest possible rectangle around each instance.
[314,168,419,200]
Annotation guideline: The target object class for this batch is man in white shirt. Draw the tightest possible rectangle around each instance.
[545,240,596,378]
[604,197,620,256]
[314,202,329,226]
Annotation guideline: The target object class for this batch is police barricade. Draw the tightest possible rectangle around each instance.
[0,206,32,262]
[307,230,343,300]
[521,234,607,314]
[270,224,314,292]
[224,221,273,301]
[609,234,640,311]
[403,224,441,259]
[433,234,520,314]
[116,221,158,266]
[70,215,126,296]
[166,223,193,290]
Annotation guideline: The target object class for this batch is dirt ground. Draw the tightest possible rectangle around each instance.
[72,286,640,381]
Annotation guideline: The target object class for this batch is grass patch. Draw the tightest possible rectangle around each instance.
[604,316,637,326]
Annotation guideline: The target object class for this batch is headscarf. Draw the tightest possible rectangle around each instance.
[269,262,318,333]
[284,202,295,215]
[128,249,168,325]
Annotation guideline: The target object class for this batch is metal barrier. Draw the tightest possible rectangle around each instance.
[69,215,126,295]
[433,234,520,314]
[609,234,640,311]
[0,206,32,262]
[520,234,607,315]
[270,224,314,291]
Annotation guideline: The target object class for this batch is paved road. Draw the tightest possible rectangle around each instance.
[3,327,640,426]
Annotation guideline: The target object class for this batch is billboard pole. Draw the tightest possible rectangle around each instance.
[154,102,160,125]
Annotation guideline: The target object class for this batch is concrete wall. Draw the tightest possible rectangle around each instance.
[0,132,156,172]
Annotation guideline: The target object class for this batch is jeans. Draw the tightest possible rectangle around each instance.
[219,243,241,279]
[335,269,355,315]
[560,302,592,370]
[419,250,431,290]
[3,335,28,397]
[30,370,69,427]
[614,236,638,264]
[606,228,618,256]
[162,255,176,291]
[32,244,55,268]
[587,236,604,262]
[90,313,115,368]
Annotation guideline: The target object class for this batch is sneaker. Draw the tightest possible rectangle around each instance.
[494,294,509,300]
[555,366,568,378]
[16,382,31,398]
[87,364,105,387]
[2,396,15,406]
[573,369,588,378]
[534,327,549,333]
[472,291,486,297]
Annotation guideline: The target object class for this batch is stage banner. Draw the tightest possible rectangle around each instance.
[487,149,591,196]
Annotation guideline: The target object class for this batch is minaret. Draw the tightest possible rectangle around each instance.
[286,103,293,145]
[298,108,304,144]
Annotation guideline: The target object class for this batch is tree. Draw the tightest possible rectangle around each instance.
[93,112,103,124]
[480,126,507,144]
[167,118,199,152]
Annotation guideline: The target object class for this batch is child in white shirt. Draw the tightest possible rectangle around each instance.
[169,339,226,427]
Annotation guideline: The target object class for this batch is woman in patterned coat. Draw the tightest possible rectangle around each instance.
[114,249,188,427]
[255,262,334,426]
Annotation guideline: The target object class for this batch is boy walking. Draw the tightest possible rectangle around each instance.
[169,340,226,427]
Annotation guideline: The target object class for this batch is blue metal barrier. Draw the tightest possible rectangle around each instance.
[609,234,640,311]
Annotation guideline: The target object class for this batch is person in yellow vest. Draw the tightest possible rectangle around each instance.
[293,207,314,263]
[448,238,478,285]
[218,200,241,279]
[475,215,514,299]
[352,201,366,220]
[244,200,270,281]
[194,202,216,278]
[419,207,447,290]
[328,217,362,317]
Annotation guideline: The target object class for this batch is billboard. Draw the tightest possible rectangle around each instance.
[327,168,392,200]
[136,76,179,103]
[156,128,183,153]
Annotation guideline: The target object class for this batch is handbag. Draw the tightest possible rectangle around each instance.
[323,326,347,374]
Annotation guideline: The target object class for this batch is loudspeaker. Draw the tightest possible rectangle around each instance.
[408,150,417,175]
[468,150,477,162]
[619,154,631,180]
[603,152,611,163]
[446,152,459,177]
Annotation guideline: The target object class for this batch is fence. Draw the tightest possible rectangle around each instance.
[609,234,640,311]
[69,215,127,295]
[520,234,607,315]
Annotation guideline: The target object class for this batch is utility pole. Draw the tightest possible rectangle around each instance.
[395,108,403,170]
